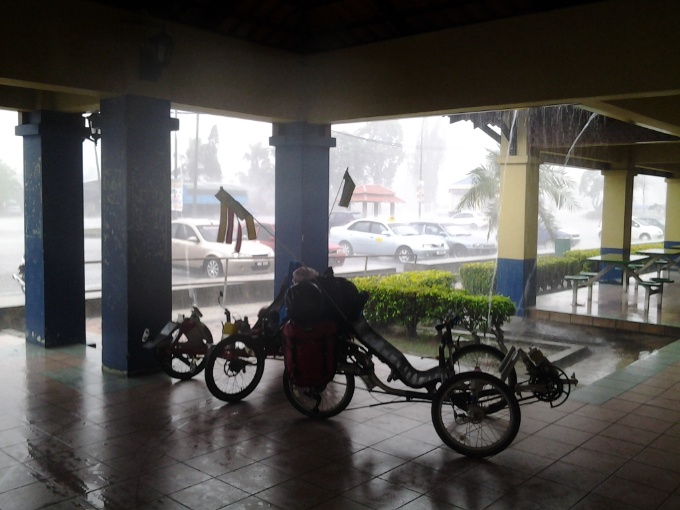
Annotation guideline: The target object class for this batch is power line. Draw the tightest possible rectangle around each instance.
[331,130,450,151]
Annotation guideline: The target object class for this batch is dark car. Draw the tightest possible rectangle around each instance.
[537,223,581,248]
[409,220,497,257]
[329,210,361,230]
[254,220,345,267]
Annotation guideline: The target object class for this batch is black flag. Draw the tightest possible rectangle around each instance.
[338,169,355,207]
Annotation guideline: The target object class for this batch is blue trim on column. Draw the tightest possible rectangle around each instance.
[271,122,336,293]
[496,258,536,317]
[600,246,624,283]
[665,240,680,249]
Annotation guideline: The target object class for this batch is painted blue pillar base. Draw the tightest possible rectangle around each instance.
[665,240,680,249]
[599,247,624,284]
[101,95,177,375]
[496,258,536,317]
[270,122,336,292]
[16,111,86,347]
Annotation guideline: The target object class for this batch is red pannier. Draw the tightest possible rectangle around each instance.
[283,320,338,387]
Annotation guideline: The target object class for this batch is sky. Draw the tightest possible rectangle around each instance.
[3,106,661,218]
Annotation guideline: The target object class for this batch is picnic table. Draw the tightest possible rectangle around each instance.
[583,254,650,309]
[635,248,680,278]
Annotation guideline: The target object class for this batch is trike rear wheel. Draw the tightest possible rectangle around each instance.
[205,335,265,402]
[282,371,355,419]
[431,372,520,458]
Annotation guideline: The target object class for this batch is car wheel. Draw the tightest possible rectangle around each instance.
[469,223,478,230]
[339,241,353,256]
[396,246,414,263]
[640,233,651,241]
[451,245,468,257]
[204,256,223,278]
[544,239,555,251]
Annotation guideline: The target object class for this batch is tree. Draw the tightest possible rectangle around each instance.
[330,120,405,203]
[456,149,579,235]
[578,170,603,211]
[0,159,21,212]
[184,124,222,183]
[241,142,275,215]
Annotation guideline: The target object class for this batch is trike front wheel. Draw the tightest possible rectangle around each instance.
[205,334,265,402]
[158,326,213,380]
[449,343,517,389]
[282,371,355,419]
[431,372,520,458]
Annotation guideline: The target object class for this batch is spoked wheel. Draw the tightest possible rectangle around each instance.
[282,371,355,419]
[449,343,517,389]
[158,326,213,381]
[205,334,265,402]
[431,372,520,458]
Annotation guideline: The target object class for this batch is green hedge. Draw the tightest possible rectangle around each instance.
[458,243,663,295]
[351,271,515,340]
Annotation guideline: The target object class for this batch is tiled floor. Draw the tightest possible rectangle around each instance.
[0,316,679,509]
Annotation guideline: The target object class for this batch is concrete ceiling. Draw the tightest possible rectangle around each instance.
[2,0,680,175]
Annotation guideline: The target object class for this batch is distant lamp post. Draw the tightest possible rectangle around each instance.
[139,29,174,81]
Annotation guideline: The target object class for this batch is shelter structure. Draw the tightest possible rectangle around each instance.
[351,184,405,218]
[2,0,680,370]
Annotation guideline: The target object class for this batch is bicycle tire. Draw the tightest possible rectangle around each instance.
[449,343,517,389]
[431,371,521,458]
[157,326,213,381]
[205,334,265,402]
[282,371,355,419]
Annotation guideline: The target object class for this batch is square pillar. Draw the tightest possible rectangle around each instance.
[496,111,539,315]
[100,96,177,375]
[664,177,680,248]
[270,122,336,291]
[15,111,86,347]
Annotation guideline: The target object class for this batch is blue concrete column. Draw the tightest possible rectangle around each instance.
[269,122,336,291]
[496,111,539,316]
[100,96,177,375]
[15,111,86,347]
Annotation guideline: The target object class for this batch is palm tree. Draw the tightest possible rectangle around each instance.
[456,149,579,237]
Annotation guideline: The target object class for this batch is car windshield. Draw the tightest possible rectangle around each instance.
[389,223,418,236]
[442,224,469,236]
[196,224,219,242]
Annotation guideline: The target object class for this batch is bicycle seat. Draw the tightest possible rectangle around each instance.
[351,317,445,389]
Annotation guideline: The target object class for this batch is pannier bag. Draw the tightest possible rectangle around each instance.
[283,320,338,387]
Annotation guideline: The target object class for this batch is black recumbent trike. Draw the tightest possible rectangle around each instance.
[203,269,577,458]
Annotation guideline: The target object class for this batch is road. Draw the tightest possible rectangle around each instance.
[0,213,605,307]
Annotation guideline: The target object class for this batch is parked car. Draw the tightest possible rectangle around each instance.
[253,220,345,267]
[538,222,581,248]
[171,218,274,278]
[329,219,448,262]
[597,217,664,242]
[448,211,489,230]
[329,210,361,230]
[636,217,665,232]
[409,220,497,257]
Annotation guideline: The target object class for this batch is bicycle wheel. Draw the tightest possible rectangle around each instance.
[205,334,265,402]
[158,326,213,381]
[282,371,355,419]
[431,372,521,458]
[449,343,517,389]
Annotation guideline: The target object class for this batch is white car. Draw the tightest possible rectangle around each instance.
[597,218,664,242]
[448,211,489,230]
[171,218,274,278]
[329,219,448,263]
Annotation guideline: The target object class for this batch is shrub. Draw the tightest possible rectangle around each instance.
[351,270,515,339]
